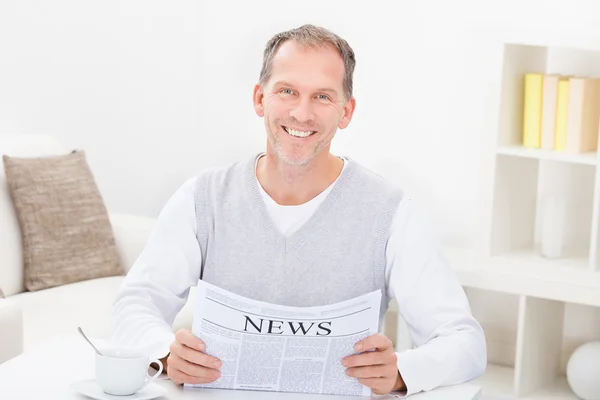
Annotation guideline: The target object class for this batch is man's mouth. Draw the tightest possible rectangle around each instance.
[282,126,316,138]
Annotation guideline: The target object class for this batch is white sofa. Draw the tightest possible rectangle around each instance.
[0,134,196,364]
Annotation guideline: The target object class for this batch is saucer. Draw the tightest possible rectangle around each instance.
[70,379,167,400]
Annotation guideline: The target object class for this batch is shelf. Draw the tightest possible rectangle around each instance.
[469,41,600,400]
[490,43,600,270]
[489,152,597,273]
[496,145,597,166]
[475,364,577,400]
[490,247,590,279]
[445,246,600,307]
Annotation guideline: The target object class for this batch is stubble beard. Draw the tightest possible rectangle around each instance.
[268,125,333,167]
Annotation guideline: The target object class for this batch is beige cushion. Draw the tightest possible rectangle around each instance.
[2,150,123,291]
[0,134,67,296]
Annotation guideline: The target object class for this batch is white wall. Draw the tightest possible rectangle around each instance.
[3,0,600,244]
[0,0,203,216]
[2,0,600,370]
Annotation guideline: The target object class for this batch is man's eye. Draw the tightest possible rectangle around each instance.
[280,89,294,95]
[316,94,331,101]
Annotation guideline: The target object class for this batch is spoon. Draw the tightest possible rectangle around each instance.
[77,326,103,356]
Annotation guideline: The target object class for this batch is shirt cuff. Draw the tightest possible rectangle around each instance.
[394,349,423,397]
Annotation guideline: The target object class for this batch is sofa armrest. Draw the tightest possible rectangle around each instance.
[109,213,156,274]
[0,299,23,364]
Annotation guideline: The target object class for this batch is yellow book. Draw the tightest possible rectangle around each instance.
[554,78,570,151]
[523,73,543,148]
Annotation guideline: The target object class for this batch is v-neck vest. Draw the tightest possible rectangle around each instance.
[194,153,403,324]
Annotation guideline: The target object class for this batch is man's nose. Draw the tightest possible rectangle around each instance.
[289,97,315,123]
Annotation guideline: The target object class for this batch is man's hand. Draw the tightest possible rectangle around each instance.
[342,334,406,395]
[166,329,222,385]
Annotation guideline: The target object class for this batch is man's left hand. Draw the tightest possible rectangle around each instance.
[341,334,406,395]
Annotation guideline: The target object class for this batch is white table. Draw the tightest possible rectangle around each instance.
[0,335,481,399]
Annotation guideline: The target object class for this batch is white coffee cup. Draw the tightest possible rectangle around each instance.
[95,348,163,396]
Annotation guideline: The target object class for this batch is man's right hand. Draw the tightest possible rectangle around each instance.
[166,329,222,385]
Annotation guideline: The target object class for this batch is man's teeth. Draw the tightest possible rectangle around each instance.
[284,127,314,137]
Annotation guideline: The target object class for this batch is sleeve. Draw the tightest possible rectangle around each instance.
[385,198,487,396]
[111,177,202,360]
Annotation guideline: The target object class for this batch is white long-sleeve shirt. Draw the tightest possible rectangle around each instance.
[112,158,486,396]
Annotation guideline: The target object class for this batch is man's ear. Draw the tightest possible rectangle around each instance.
[338,97,356,129]
[253,84,265,117]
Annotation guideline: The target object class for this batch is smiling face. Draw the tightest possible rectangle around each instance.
[253,40,356,167]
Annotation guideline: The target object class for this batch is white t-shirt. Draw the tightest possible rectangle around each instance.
[256,155,346,236]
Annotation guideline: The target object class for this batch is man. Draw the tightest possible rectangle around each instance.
[112,24,486,396]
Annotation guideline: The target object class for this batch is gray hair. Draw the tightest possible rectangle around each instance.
[258,24,356,101]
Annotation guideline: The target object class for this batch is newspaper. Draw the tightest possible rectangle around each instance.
[184,279,381,397]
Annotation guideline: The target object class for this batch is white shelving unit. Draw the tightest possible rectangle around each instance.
[444,40,600,399]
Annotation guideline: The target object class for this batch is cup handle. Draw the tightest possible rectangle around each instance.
[145,359,164,385]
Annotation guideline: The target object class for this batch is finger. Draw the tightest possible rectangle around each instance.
[175,329,206,351]
[168,366,219,385]
[174,342,222,368]
[342,349,396,368]
[357,378,392,395]
[346,365,391,379]
[168,353,221,381]
[354,334,392,352]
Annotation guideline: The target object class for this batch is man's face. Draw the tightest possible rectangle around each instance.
[253,40,356,167]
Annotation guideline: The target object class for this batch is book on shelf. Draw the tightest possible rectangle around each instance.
[523,73,543,148]
[540,75,560,150]
[522,73,600,154]
[554,78,570,151]
[565,77,600,153]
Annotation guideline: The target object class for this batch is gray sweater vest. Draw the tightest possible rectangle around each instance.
[194,154,403,324]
